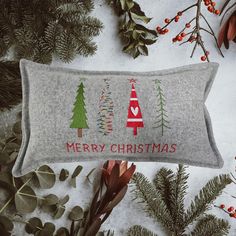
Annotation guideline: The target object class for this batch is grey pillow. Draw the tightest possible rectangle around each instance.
[12,59,223,176]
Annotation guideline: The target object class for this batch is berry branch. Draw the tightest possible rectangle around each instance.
[156,0,224,61]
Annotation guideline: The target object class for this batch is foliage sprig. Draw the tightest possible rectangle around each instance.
[128,165,232,236]
[107,0,157,58]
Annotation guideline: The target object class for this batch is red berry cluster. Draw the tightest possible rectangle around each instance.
[203,0,220,15]
[156,11,183,35]
[219,204,236,218]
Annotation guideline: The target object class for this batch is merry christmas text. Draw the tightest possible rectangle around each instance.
[66,143,177,153]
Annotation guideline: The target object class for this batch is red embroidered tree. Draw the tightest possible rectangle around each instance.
[126,79,144,136]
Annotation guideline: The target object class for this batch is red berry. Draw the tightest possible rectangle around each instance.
[206,51,210,56]
[186,23,191,28]
[165,18,170,23]
[175,16,180,22]
[181,32,186,37]
[215,9,220,15]
[156,26,161,32]
[164,28,169,33]
[228,207,234,212]
[177,11,183,16]
[212,2,216,6]
[233,213,236,218]
[208,6,214,12]
[176,35,182,41]
[220,204,225,209]
[201,56,206,61]
[205,1,210,6]
[172,38,177,43]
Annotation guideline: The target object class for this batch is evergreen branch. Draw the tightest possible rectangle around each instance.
[0,0,102,64]
[169,165,188,235]
[132,172,173,233]
[153,167,174,213]
[0,60,22,110]
[127,225,158,236]
[154,80,170,136]
[184,174,232,226]
[189,214,230,236]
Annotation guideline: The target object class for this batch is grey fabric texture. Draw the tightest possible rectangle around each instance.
[12,59,223,176]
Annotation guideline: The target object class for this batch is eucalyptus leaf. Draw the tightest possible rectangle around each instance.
[72,165,83,178]
[5,142,20,152]
[0,152,10,165]
[15,185,37,213]
[59,195,70,205]
[43,194,59,205]
[59,169,69,181]
[25,217,43,234]
[69,206,84,221]
[43,222,55,233]
[34,165,56,189]
[0,215,14,231]
[13,121,21,134]
[69,177,76,188]
[54,205,65,219]
[55,227,70,236]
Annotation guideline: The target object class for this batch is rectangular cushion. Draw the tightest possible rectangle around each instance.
[12,60,223,176]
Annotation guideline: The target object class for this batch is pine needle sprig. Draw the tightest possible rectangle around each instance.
[129,165,232,236]
[153,167,175,213]
[169,165,189,234]
[189,214,230,236]
[184,174,232,226]
[132,172,173,233]
[0,0,103,64]
[127,225,158,236]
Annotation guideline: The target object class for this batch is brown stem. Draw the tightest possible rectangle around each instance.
[161,4,197,30]
[200,13,224,57]
[77,128,82,138]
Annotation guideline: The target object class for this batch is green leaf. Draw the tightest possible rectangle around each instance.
[59,169,69,181]
[15,185,37,213]
[34,165,56,189]
[72,165,83,178]
[55,227,70,236]
[54,205,65,219]
[43,194,59,205]
[130,12,151,24]
[25,217,43,234]
[0,152,10,165]
[69,206,84,220]
[43,222,55,234]
[59,195,70,205]
[0,216,14,231]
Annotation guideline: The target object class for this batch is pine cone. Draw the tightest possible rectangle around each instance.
[218,10,236,49]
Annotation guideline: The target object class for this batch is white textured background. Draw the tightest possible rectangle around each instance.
[1,0,236,235]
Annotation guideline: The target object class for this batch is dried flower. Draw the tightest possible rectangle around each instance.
[81,160,136,236]
[218,11,236,49]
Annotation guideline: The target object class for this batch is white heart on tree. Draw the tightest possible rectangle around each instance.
[131,107,139,116]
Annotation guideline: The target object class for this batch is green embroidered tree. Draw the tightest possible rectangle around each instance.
[70,82,88,138]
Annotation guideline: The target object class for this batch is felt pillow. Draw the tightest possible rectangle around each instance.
[12,59,223,176]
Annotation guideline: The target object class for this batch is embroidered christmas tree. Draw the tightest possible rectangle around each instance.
[153,79,170,135]
[126,79,144,136]
[97,79,114,135]
[70,81,88,138]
